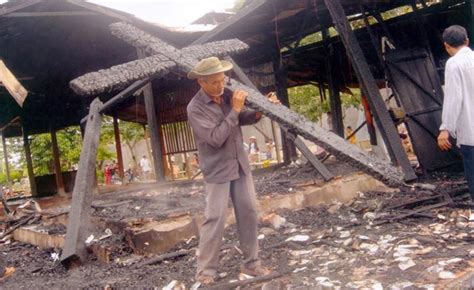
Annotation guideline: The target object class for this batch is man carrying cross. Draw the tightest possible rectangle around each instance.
[187,57,277,284]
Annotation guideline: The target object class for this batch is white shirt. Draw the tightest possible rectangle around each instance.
[140,157,151,172]
[440,46,474,146]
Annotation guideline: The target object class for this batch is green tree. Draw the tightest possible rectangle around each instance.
[288,84,361,122]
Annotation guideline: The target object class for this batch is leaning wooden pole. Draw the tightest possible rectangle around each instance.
[323,0,417,181]
[1,134,11,186]
[61,98,103,267]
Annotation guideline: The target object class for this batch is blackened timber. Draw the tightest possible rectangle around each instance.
[105,23,404,185]
[190,0,268,45]
[22,129,37,196]
[286,132,334,181]
[324,0,417,181]
[274,61,297,164]
[113,116,125,180]
[323,28,344,137]
[51,128,65,195]
[80,78,153,124]
[229,79,403,186]
[228,56,323,173]
[61,98,103,266]
[2,135,11,185]
[137,47,165,182]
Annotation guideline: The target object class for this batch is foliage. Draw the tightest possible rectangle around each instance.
[288,84,361,122]
[99,116,145,171]
[0,170,24,184]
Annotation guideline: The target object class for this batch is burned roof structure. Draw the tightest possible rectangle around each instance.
[0,0,202,137]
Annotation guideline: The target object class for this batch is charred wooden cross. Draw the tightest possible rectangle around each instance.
[62,22,406,266]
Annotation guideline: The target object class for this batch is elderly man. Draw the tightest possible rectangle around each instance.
[187,57,275,284]
[438,25,474,207]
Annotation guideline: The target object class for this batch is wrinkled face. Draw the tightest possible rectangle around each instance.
[198,72,226,98]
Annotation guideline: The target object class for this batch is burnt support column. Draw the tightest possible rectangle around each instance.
[323,28,344,137]
[273,61,297,164]
[324,0,417,181]
[143,85,165,182]
[50,128,65,195]
[61,98,103,266]
[113,116,125,181]
[2,134,11,186]
[22,128,37,196]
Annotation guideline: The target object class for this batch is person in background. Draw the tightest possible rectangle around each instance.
[248,136,259,163]
[139,155,151,180]
[104,164,112,186]
[437,25,474,216]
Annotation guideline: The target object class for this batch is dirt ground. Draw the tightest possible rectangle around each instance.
[0,162,473,289]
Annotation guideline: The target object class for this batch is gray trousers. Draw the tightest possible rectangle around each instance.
[196,171,260,277]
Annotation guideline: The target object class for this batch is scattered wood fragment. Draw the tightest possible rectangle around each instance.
[208,268,293,290]
[0,215,38,239]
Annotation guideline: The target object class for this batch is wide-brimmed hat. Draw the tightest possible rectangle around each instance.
[187,57,233,79]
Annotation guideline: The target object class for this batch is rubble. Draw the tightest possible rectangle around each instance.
[0,170,472,288]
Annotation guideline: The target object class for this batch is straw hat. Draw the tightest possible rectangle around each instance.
[187,57,233,79]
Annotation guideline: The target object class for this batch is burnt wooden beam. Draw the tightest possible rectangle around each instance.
[22,128,37,196]
[227,56,330,176]
[190,0,268,45]
[323,28,344,137]
[286,132,334,181]
[61,98,103,267]
[1,134,11,186]
[324,0,417,181]
[113,116,125,181]
[50,128,66,195]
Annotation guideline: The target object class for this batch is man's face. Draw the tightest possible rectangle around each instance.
[198,72,226,98]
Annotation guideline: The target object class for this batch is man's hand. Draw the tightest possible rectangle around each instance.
[232,90,248,113]
[267,92,281,104]
[437,130,452,151]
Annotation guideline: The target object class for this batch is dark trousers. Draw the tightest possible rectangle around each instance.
[461,145,474,200]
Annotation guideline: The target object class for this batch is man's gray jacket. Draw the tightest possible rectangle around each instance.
[187,88,259,183]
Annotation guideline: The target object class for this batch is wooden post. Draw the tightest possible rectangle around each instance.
[2,134,11,186]
[323,29,344,137]
[50,128,65,195]
[137,49,165,182]
[113,116,124,181]
[273,60,297,164]
[324,0,417,181]
[61,98,103,267]
[143,125,154,179]
[22,128,37,196]
[270,120,282,163]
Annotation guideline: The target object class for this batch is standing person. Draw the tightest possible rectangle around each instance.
[437,25,474,208]
[187,57,279,284]
[104,164,112,186]
[139,155,151,180]
[248,136,259,163]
